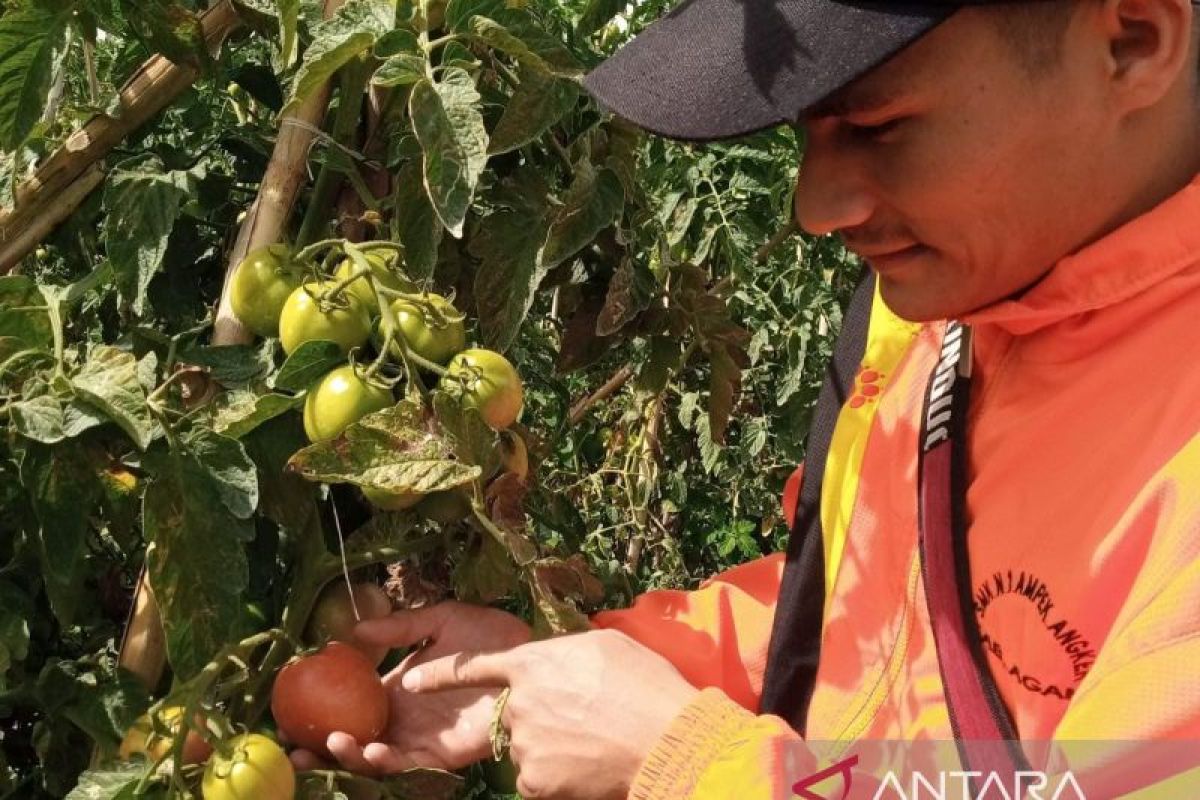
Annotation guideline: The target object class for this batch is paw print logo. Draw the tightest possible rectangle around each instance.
[848,366,883,409]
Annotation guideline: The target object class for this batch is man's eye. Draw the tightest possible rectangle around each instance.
[847,117,906,139]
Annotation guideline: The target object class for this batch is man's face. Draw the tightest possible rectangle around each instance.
[793,6,1118,321]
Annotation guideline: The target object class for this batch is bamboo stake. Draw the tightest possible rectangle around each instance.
[117,0,352,695]
[0,1,243,274]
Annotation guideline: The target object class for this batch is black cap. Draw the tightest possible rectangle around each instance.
[582,0,967,142]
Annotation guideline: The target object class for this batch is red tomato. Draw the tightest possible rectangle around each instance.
[270,642,388,756]
[782,464,804,530]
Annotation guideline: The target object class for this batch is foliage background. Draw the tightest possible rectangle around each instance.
[0,0,861,796]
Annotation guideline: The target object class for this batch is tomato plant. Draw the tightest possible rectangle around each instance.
[279,282,373,355]
[443,349,525,430]
[270,642,388,757]
[229,245,303,338]
[304,581,393,666]
[201,733,294,800]
[0,0,860,796]
[302,365,393,443]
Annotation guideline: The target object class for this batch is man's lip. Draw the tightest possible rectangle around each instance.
[848,243,923,259]
[855,244,928,269]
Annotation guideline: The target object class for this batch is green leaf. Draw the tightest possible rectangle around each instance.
[143,435,254,679]
[20,444,103,626]
[65,761,144,800]
[410,68,489,237]
[467,16,573,76]
[454,533,518,604]
[71,346,158,451]
[374,28,420,57]
[9,393,65,444]
[575,0,625,38]
[103,157,191,316]
[392,161,443,279]
[0,2,70,150]
[0,275,53,349]
[120,0,208,68]
[432,391,500,475]
[470,208,549,351]
[542,163,624,268]
[273,339,344,391]
[180,428,260,520]
[282,0,395,112]
[488,64,578,156]
[279,0,301,67]
[179,342,275,386]
[0,581,31,693]
[287,401,482,494]
[706,342,743,445]
[372,53,426,86]
[212,390,304,440]
[244,413,321,534]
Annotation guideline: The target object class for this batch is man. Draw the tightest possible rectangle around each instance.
[296,0,1200,796]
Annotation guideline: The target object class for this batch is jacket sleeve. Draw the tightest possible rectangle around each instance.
[589,465,804,711]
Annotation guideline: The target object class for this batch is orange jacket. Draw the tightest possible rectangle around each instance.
[592,172,1200,799]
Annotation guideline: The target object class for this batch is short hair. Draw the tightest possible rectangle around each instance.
[985,0,1079,76]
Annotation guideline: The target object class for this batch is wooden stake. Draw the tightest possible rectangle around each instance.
[0,1,243,274]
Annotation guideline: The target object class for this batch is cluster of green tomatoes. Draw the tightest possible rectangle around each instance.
[229,240,526,512]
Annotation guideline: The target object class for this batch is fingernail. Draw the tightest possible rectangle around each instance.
[402,669,422,691]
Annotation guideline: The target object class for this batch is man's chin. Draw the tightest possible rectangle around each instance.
[876,275,972,323]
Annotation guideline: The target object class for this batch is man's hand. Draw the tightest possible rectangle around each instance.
[288,600,531,774]
[403,628,701,800]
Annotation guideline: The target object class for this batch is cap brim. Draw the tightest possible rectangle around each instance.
[582,0,957,142]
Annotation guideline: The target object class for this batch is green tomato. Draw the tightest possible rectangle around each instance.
[202,733,294,800]
[332,250,410,312]
[279,282,372,356]
[415,490,472,524]
[303,365,393,442]
[362,486,423,510]
[229,244,303,338]
[384,293,467,365]
[444,348,524,430]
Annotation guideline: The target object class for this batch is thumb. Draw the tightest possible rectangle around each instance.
[355,603,454,648]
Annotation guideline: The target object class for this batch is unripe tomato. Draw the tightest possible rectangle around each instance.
[119,705,213,765]
[303,365,392,443]
[362,485,423,511]
[304,581,392,666]
[384,293,466,365]
[498,431,529,482]
[443,349,523,430]
[279,282,372,356]
[202,733,294,800]
[332,250,408,312]
[415,490,472,524]
[270,642,388,757]
[229,244,303,338]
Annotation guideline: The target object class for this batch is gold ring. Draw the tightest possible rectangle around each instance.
[489,687,512,760]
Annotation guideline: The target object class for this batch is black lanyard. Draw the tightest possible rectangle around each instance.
[917,322,1032,783]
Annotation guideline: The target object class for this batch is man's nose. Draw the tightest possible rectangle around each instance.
[792,135,874,237]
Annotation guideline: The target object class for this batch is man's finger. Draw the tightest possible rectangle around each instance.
[326,732,378,776]
[356,603,452,648]
[401,649,512,692]
[361,742,440,773]
[288,748,331,772]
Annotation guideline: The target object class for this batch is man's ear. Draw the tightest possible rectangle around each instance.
[1098,0,1193,113]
